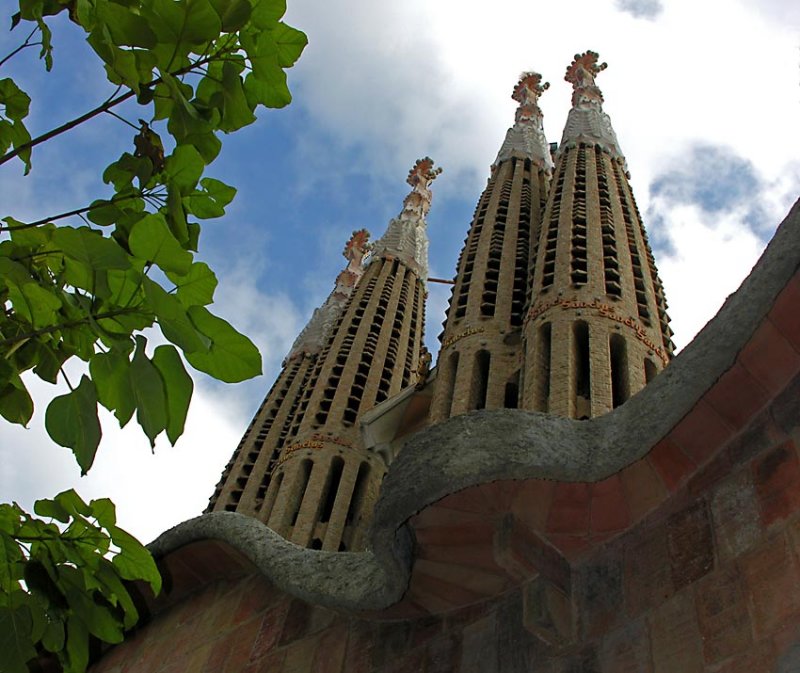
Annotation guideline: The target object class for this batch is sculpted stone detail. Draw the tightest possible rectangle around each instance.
[415,347,432,390]
[371,157,442,282]
[559,51,627,169]
[496,71,553,172]
[527,297,669,364]
[285,229,371,364]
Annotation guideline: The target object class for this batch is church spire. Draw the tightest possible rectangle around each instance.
[431,73,551,422]
[206,229,371,517]
[284,230,371,365]
[495,71,554,172]
[215,159,439,552]
[371,157,442,283]
[559,50,626,168]
[522,51,673,419]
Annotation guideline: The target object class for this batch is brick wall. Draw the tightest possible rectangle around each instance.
[92,375,800,673]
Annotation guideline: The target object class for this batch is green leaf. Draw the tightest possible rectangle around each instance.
[250,0,286,27]
[0,78,31,121]
[168,261,218,307]
[41,616,64,654]
[90,349,136,426]
[128,213,192,274]
[244,69,291,109]
[201,177,236,207]
[33,498,70,524]
[95,561,138,629]
[142,276,209,353]
[110,525,161,594]
[152,345,193,445]
[96,1,158,48]
[65,614,89,672]
[129,336,167,447]
[52,227,131,271]
[6,282,62,328]
[218,60,256,132]
[272,22,308,67]
[0,376,34,426]
[54,489,93,518]
[45,377,102,475]
[164,144,205,194]
[0,605,37,673]
[209,0,252,31]
[90,498,116,528]
[186,306,262,382]
[184,176,237,219]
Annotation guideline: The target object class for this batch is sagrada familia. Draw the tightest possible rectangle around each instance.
[90,51,800,672]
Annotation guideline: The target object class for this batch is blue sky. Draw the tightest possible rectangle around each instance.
[1,0,798,543]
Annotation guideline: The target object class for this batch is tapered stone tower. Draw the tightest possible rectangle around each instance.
[206,229,371,520]
[522,51,673,419]
[209,159,440,551]
[430,72,553,421]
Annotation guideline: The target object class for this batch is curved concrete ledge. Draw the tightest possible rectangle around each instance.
[148,510,413,611]
[149,199,799,614]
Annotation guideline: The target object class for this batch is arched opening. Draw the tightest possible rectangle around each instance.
[644,357,658,383]
[534,323,551,412]
[471,349,491,410]
[573,321,591,419]
[319,457,344,523]
[289,459,313,526]
[504,370,520,409]
[609,334,629,408]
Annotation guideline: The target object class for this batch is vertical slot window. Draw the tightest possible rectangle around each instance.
[471,350,491,411]
[573,321,591,420]
[609,334,629,408]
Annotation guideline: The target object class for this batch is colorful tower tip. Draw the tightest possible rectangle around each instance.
[512,71,549,106]
[564,51,608,107]
[406,157,443,188]
[512,71,549,124]
[343,229,371,262]
[400,157,442,222]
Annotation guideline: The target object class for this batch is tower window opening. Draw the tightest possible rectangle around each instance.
[346,461,371,525]
[442,350,459,418]
[534,323,552,412]
[609,334,630,408]
[260,470,284,519]
[644,357,658,383]
[289,459,314,526]
[573,321,591,420]
[319,457,345,523]
[504,371,520,409]
[471,350,491,411]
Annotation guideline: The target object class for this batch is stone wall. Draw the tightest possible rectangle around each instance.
[91,373,800,673]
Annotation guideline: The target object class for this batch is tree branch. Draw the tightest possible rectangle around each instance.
[0,27,39,68]
[0,45,237,169]
[0,307,146,350]
[1,190,150,231]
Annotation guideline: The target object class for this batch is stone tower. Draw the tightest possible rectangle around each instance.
[522,51,673,419]
[206,229,371,525]
[430,72,553,422]
[208,159,440,552]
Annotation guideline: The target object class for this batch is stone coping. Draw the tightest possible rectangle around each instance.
[149,198,800,613]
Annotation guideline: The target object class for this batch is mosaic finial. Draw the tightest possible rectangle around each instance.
[343,229,371,273]
[401,157,442,221]
[512,71,549,123]
[565,50,608,106]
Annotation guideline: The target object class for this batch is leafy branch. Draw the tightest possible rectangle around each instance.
[0,0,307,669]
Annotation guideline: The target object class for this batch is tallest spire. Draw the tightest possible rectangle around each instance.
[560,50,626,167]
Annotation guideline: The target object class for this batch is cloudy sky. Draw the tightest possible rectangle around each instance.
[0,0,798,544]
